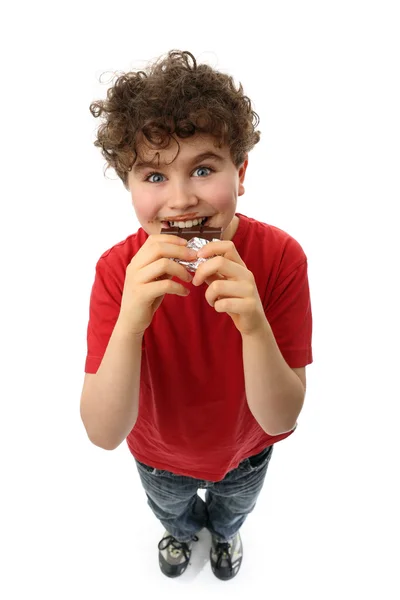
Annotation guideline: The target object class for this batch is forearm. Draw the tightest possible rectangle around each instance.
[80,319,143,450]
[241,319,305,436]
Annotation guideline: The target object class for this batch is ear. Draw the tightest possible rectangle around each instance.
[238,155,249,196]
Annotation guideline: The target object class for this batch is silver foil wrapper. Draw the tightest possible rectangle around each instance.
[171,237,222,273]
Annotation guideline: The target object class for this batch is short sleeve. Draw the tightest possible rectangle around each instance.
[265,260,313,368]
[84,258,123,374]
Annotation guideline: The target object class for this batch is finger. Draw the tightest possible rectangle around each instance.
[198,241,244,265]
[213,297,249,314]
[193,255,247,286]
[151,278,190,297]
[204,273,225,287]
[205,280,254,307]
[198,241,230,258]
[136,241,196,273]
[143,257,193,284]
[150,234,188,246]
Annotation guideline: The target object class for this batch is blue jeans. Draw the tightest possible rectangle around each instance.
[135,444,274,544]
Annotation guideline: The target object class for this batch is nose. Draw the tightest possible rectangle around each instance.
[167,180,199,212]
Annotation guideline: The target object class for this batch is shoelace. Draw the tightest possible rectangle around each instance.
[158,535,199,560]
[215,541,233,571]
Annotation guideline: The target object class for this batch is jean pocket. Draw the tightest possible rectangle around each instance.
[136,460,157,475]
[136,460,170,476]
[239,445,274,472]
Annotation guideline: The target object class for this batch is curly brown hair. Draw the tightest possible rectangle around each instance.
[89,50,261,190]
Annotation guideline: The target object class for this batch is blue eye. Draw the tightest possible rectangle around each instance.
[146,172,165,183]
[144,165,214,183]
[193,166,213,177]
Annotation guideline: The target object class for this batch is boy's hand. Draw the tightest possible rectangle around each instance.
[192,241,267,336]
[119,235,197,336]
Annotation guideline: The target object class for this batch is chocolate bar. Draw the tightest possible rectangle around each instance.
[161,224,223,241]
[161,224,223,272]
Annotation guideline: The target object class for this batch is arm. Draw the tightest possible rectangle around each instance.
[80,319,143,450]
[241,318,306,436]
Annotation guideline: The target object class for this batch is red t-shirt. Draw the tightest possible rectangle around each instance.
[84,212,313,481]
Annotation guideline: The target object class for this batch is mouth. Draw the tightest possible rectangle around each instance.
[161,216,211,229]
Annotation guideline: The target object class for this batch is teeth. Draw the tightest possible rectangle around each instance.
[168,217,207,228]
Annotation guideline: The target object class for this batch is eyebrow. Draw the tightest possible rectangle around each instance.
[132,151,225,173]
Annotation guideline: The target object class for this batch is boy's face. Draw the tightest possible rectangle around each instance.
[127,133,248,241]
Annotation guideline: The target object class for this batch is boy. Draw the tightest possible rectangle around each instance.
[81,50,313,581]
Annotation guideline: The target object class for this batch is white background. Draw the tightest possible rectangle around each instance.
[1,1,399,598]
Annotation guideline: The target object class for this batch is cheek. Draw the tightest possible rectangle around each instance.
[132,190,161,218]
[208,180,236,209]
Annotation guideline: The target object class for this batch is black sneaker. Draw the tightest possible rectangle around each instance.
[210,532,243,580]
[158,530,199,578]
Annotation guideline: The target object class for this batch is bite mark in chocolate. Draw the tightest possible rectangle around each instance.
[161,223,223,241]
